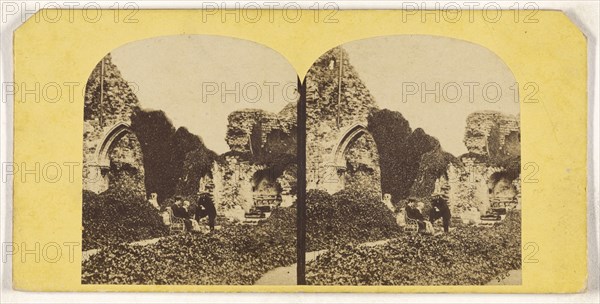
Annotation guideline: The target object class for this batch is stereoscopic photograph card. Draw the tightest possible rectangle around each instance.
[11,9,587,292]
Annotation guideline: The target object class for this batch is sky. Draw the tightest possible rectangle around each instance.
[342,35,520,156]
[111,35,298,154]
[110,34,519,156]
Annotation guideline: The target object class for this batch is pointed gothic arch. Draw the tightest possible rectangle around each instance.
[96,122,132,168]
[332,123,371,167]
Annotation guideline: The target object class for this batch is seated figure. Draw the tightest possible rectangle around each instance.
[171,196,192,231]
[406,201,434,234]
[183,200,201,231]
[405,201,424,231]
[382,193,395,212]
[416,202,434,234]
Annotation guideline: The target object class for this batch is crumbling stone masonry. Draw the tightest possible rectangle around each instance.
[305,47,520,223]
[435,111,521,221]
[305,47,382,196]
[82,55,145,197]
[212,105,297,220]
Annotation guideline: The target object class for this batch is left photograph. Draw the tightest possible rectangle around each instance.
[80,35,299,285]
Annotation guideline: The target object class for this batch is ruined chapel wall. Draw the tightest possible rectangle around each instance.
[305,47,379,193]
[438,111,521,221]
[82,55,144,194]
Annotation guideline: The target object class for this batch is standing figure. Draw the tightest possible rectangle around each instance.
[195,192,217,231]
[430,194,451,232]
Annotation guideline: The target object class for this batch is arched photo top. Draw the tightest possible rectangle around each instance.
[303,34,523,287]
[84,34,299,155]
[82,34,300,201]
[305,35,520,157]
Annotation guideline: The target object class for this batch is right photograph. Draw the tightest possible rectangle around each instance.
[304,36,522,286]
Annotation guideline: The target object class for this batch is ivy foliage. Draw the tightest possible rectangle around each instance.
[307,188,403,252]
[306,211,521,285]
[82,206,296,285]
[82,189,169,251]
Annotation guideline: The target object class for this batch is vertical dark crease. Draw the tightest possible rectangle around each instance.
[296,76,307,285]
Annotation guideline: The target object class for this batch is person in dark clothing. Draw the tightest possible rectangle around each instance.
[430,194,452,232]
[171,196,192,231]
[171,197,186,217]
[405,202,426,231]
[195,192,217,231]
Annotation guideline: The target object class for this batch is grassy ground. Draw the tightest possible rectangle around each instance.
[306,211,521,285]
[82,207,296,285]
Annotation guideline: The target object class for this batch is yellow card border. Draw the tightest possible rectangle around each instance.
[13,9,587,293]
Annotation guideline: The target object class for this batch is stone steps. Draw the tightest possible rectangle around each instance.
[243,205,274,225]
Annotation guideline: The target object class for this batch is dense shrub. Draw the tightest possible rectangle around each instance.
[130,110,178,201]
[368,109,453,202]
[82,189,169,251]
[306,211,521,285]
[409,147,462,198]
[172,127,218,196]
[82,207,296,285]
[307,188,403,251]
[130,110,217,201]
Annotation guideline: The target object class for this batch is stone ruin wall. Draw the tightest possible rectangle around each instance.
[435,111,521,222]
[225,108,295,153]
[104,132,145,197]
[306,119,380,194]
[305,47,381,195]
[82,55,300,214]
[83,57,296,217]
[212,106,297,219]
[82,63,145,196]
[211,156,265,220]
[341,132,382,194]
[464,111,521,156]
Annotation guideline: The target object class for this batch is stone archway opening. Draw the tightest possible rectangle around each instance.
[251,168,283,207]
[488,171,518,209]
[92,122,145,195]
[332,124,381,194]
[97,123,132,166]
